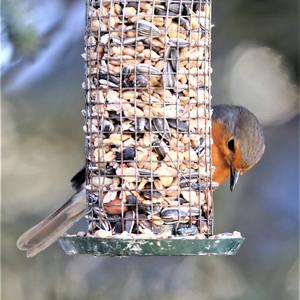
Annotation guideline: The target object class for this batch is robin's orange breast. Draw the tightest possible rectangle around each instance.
[211,120,231,184]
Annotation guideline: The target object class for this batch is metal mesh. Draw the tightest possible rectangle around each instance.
[83,0,214,239]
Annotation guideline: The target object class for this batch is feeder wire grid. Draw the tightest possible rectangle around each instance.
[59,0,245,256]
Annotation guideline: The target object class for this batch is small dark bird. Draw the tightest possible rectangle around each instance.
[16,104,265,257]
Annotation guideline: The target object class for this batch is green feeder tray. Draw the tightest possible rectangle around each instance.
[59,236,245,256]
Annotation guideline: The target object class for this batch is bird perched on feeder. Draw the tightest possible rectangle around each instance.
[16,104,265,257]
[211,105,265,191]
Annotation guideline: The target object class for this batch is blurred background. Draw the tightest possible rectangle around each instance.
[1,0,299,299]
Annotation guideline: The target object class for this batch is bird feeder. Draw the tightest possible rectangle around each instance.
[59,0,244,256]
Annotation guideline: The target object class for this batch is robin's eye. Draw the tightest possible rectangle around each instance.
[227,138,235,152]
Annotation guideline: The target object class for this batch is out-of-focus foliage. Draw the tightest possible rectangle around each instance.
[2,0,39,55]
[1,0,299,300]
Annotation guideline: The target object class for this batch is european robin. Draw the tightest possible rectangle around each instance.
[212,104,265,190]
[16,104,265,257]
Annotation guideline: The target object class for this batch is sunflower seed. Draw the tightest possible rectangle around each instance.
[168,38,190,48]
[136,20,161,37]
[153,140,169,159]
[124,211,135,233]
[136,117,146,131]
[136,63,161,75]
[164,61,175,88]
[167,119,189,132]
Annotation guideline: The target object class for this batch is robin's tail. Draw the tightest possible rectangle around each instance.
[16,189,86,258]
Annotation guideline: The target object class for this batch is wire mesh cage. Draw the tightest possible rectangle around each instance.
[59,0,244,256]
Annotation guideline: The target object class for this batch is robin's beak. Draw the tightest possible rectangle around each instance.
[230,165,240,191]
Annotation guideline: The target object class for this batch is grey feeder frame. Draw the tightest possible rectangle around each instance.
[59,0,244,256]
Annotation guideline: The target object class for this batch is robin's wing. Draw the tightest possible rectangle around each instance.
[70,167,85,191]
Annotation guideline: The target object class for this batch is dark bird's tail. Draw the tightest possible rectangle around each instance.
[16,189,86,258]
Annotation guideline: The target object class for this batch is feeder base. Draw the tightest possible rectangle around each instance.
[59,235,244,256]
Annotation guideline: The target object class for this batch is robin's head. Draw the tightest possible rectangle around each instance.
[212,105,265,191]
